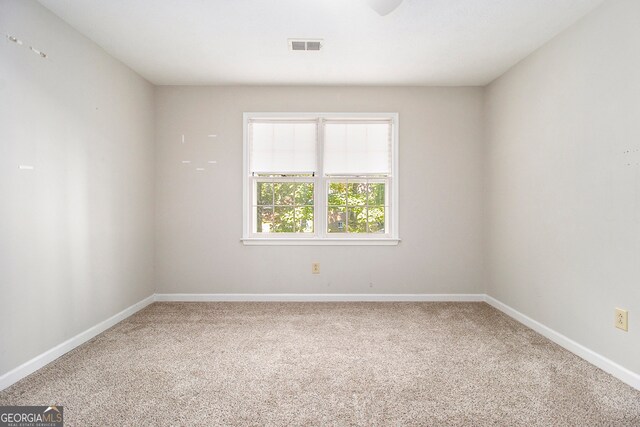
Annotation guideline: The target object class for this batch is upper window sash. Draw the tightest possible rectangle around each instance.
[323,120,392,176]
[248,119,318,175]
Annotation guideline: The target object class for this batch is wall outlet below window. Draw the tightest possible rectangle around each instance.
[615,308,628,331]
[312,263,320,274]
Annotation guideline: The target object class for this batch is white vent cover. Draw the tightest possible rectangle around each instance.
[288,39,323,51]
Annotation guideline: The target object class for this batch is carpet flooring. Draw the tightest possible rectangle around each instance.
[1,302,639,426]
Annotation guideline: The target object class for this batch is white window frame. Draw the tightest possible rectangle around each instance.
[242,112,400,246]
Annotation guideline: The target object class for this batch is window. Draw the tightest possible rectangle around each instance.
[243,113,399,245]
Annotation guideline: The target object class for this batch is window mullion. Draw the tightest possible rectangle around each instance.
[316,118,325,238]
[345,178,350,233]
[251,176,258,236]
[365,178,369,233]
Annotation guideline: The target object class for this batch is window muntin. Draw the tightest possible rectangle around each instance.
[244,113,398,243]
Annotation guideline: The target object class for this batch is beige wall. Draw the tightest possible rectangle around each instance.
[0,1,155,375]
[485,0,640,373]
[155,86,485,295]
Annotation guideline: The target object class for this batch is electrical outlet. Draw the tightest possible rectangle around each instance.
[615,308,628,331]
[312,263,320,274]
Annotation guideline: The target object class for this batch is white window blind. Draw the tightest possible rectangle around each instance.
[250,121,317,174]
[323,121,391,175]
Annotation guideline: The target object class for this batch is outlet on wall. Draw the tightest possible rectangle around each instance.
[615,308,628,331]
[312,263,320,274]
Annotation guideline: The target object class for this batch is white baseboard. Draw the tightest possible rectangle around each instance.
[485,295,640,391]
[0,294,155,391]
[154,293,486,302]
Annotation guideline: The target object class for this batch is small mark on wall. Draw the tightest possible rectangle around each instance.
[623,148,640,166]
[178,132,221,170]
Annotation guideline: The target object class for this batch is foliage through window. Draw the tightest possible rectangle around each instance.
[255,180,314,233]
[327,180,386,233]
[244,113,398,243]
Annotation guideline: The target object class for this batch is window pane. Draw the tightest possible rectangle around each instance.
[327,207,346,233]
[326,179,389,235]
[273,207,296,232]
[367,206,385,233]
[254,180,315,234]
[347,207,367,233]
[295,183,314,206]
[328,182,347,206]
[295,206,314,233]
[251,122,317,174]
[257,182,273,205]
[273,182,295,206]
[324,122,390,175]
[257,206,274,233]
[368,183,385,206]
[347,182,367,206]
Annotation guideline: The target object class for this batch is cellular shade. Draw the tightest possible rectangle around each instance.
[323,122,391,175]
[250,121,317,174]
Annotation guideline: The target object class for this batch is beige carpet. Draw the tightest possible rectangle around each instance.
[1,302,639,426]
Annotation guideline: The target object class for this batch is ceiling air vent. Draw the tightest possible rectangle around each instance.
[288,39,323,52]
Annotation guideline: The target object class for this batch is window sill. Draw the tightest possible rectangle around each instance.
[241,238,401,246]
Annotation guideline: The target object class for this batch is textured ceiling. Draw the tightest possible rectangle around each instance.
[38,0,604,86]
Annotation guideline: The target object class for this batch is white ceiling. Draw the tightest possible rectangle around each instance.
[38,0,604,86]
